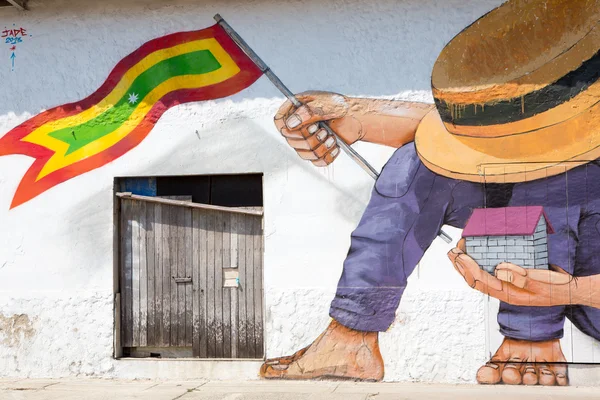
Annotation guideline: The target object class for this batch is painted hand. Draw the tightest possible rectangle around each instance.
[274,91,363,167]
[447,240,575,307]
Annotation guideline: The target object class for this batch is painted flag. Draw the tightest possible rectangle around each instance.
[0,24,262,208]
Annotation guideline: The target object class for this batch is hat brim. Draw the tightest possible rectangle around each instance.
[414,107,600,183]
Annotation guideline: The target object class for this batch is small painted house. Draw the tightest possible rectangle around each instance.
[462,206,554,274]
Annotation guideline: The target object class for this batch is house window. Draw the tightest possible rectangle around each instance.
[114,174,264,360]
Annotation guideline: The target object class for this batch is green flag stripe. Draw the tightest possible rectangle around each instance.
[50,50,221,154]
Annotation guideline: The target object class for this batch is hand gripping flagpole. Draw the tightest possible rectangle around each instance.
[214,14,453,244]
[214,14,379,180]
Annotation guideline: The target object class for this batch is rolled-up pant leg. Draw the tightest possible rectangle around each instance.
[498,304,566,341]
[500,303,600,342]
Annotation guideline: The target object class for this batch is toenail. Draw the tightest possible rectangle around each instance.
[485,363,499,370]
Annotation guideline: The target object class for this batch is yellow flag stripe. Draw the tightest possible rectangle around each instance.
[26,39,239,180]
[26,39,225,140]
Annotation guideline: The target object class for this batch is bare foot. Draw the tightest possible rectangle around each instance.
[477,337,568,386]
[260,320,384,381]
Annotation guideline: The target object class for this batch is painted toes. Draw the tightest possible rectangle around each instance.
[555,372,569,386]
[538,366,556,386]
[501,359,523,385]
[263,346,309,367]
[553,364,569,386]
[260,363,289,379]
[476,362,501,384]
[522,364,538,386]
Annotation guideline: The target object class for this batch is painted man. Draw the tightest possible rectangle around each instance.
[260,0,600,386]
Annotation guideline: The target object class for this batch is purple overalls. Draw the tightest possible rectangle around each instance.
[330,143,600,341]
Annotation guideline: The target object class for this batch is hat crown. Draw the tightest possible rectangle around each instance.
[431,0,600,138]
[416,0,600,184]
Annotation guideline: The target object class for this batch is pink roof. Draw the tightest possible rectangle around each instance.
[462,206,554,237]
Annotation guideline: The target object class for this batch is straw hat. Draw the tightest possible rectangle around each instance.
[415,0,600,183]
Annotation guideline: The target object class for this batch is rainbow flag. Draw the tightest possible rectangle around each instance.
[0,24,262,208]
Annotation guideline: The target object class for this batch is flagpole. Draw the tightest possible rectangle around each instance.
[214,14,379,180]
[213,14,453,244]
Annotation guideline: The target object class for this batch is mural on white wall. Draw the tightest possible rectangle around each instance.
[2,0,600,388]
[260,0,600,387]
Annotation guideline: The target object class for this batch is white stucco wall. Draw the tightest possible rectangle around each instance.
[2,0,597,383]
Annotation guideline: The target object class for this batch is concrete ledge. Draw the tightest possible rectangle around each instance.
[110,359,263,381]
[109,361,600,386]
[569,364,600,386]
[2,379,600,399]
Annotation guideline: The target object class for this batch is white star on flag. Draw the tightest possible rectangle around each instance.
[127,92,139,104]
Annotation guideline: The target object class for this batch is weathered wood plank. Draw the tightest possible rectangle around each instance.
[121,199,133,347]
[253,216,264,358]
[230,213,239,359]
[192,209,201,357]
[119,200,126,348]
[176,207,186,347]
[222,213,232,358]
[206,211,216,357]
[245,214,256,357]
[162,205,172,346]
[146,202,156,346]
[159,204,170,347]
[139,200,148,347]
[114,293,122,357]
[184,207,193,347]
[198,210,209,358]
[131,200,141,347]
[116,193,263,216]
[154,203,163,346]
[214,212,224,358]
[113,184,122,358]
[231,289,239,359]
[169,205,179,346]
[237,214,248,358]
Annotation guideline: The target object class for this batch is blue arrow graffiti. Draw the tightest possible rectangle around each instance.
[10,52,15,69]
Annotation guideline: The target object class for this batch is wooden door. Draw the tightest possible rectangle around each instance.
[118,194,264,359]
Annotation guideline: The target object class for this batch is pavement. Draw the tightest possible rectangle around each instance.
[2,379,600,400]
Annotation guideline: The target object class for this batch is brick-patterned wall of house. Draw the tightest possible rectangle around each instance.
[466,218,549,273]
